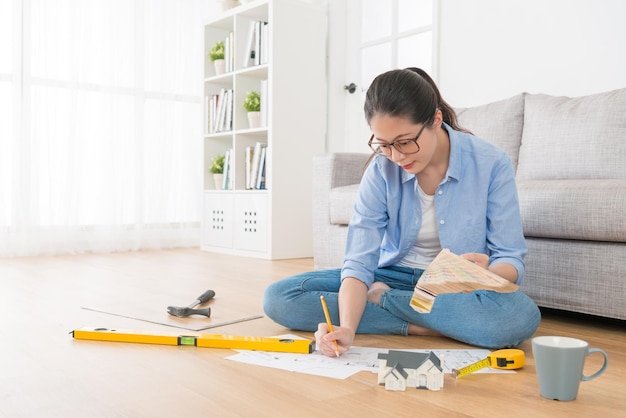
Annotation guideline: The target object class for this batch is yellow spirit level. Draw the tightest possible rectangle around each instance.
[71,327,315,354]
[452,349,525,378]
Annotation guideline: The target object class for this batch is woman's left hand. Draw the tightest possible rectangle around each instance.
[460,252,489,269]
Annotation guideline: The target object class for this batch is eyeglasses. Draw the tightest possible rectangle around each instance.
[368,124,427,156]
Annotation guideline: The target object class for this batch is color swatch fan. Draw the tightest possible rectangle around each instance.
[410,249,519,313]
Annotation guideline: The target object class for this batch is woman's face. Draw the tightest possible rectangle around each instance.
[368,113,438,175]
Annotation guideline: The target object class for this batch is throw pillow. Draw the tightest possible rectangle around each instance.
[456,94,524,172]
[516,88,626,180]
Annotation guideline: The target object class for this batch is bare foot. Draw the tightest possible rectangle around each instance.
[408,323,443,337]
[368,282,442,337]
[367,282,391,305]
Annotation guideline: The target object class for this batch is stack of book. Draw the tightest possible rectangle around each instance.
[245,142,267,190]
[206,88,233,134]
[242,20,269,68]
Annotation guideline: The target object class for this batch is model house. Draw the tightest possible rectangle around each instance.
[378,350,444,392]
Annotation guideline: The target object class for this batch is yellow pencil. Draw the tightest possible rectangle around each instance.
[319,295,340,357]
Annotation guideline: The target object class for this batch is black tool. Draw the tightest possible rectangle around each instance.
[167,290,215,318]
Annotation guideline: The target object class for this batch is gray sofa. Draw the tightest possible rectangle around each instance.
[313,88,626,321]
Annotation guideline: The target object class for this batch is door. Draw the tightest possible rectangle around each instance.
[327,0,437,153]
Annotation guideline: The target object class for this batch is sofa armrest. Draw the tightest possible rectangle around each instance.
[312,153,370,270]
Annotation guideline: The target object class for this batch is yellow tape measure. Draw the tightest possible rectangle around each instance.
[452,349,525,378]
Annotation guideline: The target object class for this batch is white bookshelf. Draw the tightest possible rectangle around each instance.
[201,0,327,259]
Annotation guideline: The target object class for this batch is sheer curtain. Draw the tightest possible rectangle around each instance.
[0,0,212,257]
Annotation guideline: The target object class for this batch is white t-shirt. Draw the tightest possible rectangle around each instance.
[397,185,442,269]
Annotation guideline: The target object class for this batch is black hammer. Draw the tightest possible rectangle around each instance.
[167,289,215,318]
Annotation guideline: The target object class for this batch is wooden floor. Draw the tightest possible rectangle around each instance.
[1,249,624,417]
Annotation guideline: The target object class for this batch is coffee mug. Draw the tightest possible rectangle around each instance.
[532,336,609,401]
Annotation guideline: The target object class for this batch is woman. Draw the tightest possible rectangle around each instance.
[263,67,540,357]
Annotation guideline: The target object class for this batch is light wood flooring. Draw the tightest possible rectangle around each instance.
[1,249,624,417]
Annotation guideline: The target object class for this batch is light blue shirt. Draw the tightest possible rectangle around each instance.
[341,124,527,287]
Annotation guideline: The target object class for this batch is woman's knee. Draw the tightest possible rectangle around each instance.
[262,272,319,324]
[475,294,541,348]
[262,280,292,323]
[428,290,541,348]
[263,269,342,330]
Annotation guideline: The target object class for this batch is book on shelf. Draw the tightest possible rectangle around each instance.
[254,21,262,66]
[409,249,519,314]
[206,94,219,134]
[245,146,254,190]
[255,146,267,190]
[242,21,256,68]
[260,21,269,65]
[242,20,268,68]
[224,31,234,73]
[248,142,266,190]
[212,88,225,133]
[209,88,233,134]
[223,89,233,132]
[222,149,232,190]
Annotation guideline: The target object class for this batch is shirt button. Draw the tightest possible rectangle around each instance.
[438,190,443,195]
[439,220,445,225]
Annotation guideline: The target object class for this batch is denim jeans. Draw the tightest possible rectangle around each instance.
[263,267,541,349]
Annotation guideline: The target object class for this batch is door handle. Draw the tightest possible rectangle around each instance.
[343,83,357,94]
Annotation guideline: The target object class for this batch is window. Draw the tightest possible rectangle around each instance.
[0,0,211,256]
[339,0,437,152]
[360,0,435,91]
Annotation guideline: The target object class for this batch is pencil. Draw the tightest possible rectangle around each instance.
[319,295,340,357]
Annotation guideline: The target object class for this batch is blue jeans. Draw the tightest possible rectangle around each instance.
[263,267,541,349]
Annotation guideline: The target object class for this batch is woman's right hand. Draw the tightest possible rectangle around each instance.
[314,322,354,357]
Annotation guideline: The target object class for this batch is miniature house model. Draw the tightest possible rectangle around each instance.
[377,350,444,391]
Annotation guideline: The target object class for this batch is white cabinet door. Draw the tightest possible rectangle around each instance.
[233,193,268,252]
[202,192,234,248]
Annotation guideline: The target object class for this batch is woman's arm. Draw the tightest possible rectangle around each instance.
[315,277,368,357]
[461,252,519,283]
[338,277,368,333]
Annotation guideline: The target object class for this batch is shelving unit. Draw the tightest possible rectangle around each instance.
[201,0,327,259]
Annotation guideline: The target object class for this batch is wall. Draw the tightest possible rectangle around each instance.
[438,0,626,107]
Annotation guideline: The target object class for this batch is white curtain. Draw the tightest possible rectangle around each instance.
[0,0,212,257]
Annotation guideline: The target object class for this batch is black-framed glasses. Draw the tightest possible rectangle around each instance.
[368,124,427,156]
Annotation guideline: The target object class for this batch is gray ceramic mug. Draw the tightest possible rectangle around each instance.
[532,336,608,401]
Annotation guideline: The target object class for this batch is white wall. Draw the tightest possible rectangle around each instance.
[438,0,626,107]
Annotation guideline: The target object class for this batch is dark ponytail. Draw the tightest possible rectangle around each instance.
[405,67,471,134]
[364,67,471,134]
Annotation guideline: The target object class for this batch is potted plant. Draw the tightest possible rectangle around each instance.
[243,90,261,129]
[220,0,240,11]
[210,154,225,189]
[209,41,225,75]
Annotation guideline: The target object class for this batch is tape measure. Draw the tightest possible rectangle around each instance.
[452,349,525,378]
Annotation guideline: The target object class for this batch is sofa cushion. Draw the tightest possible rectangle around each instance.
[518,179,626,241]
[329,184,359,225]
[517,88,626,181]
[456,94,524,171]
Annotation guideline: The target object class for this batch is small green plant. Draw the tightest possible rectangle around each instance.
[210,154,225,174]
[243,91,261,112]
[208,41,225,62]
